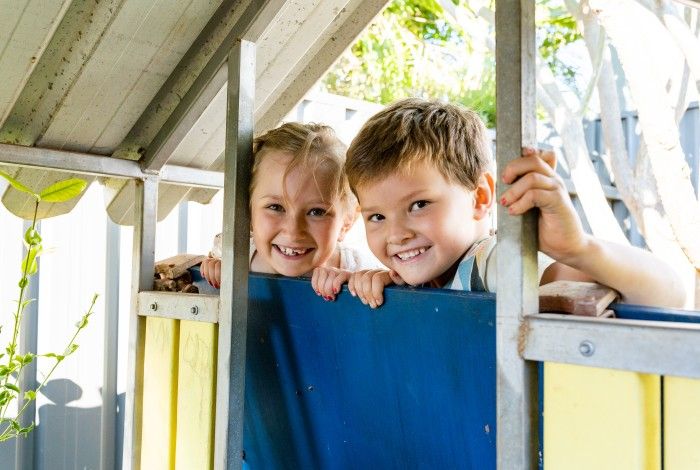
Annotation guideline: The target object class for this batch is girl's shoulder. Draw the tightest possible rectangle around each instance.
[338,243,384,271]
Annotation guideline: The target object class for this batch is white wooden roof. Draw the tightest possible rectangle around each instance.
[0,0,386,223]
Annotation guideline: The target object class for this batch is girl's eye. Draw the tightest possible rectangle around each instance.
[410,200,430,211]
[266,204,284,212]
[308,207,327,217]
[367,213,384,222]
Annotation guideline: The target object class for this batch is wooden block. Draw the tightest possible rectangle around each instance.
[539,280,618,317]
[155,254,207,279]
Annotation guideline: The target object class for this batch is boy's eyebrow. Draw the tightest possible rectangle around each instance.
[360,189,432,213]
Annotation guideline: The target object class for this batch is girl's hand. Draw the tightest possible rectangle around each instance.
[200,257,222,289]
[311,266,352,301]
[500,147,587,264]
[347,269,405,309]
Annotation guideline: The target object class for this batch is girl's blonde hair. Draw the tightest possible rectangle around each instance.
[251,122,355,211]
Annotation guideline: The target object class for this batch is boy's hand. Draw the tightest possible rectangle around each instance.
[311,266,352,301]
[347,269,405,309]
[500,147,587,263]
[200,256,222,289]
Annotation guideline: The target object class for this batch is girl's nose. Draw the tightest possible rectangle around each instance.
[282,213,306,237]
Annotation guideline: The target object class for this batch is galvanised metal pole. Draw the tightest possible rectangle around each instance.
[123,176,158,470]
[213,39,255,470]
[495,0,539,468]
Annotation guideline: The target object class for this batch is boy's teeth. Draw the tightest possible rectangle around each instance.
[277,245,309,256]
[396,247,426,260]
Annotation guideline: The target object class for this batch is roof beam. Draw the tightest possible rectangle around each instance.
[0,143,223,188]
[139,0,287,172]
[255,0,388,131]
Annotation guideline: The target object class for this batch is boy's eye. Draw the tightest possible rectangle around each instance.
[367,213,384,222]
[266,204,284,212]
[410,200,430,211]
[308,207,327,217]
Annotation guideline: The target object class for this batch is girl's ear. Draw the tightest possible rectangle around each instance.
[473,172,495,220]
[337,205,360,242]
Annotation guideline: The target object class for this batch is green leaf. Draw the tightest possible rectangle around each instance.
[4,383,19,393]
[24,390,36,401]
[23,228,42,246]
[18,277,28,288]
[38,178,87,202]
[0,169,38,199]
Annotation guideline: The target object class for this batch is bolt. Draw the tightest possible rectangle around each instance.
[150,302,157,311]
[191,306,199,315]
[579,340,595,357]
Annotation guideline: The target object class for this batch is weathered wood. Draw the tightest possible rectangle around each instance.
[539,281,618,317]
[155,254,207,279]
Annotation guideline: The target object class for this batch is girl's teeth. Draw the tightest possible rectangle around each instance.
[278,245,308,256]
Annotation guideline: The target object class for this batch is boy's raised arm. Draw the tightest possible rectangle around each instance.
[501,148,686,308]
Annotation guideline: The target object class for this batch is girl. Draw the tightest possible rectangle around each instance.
[200,122,377,291]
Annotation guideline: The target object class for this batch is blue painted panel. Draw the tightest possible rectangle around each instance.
[612,303,700,323]
[242,274,496,469]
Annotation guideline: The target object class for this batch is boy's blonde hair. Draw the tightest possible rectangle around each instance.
[346,98,492,191]
[252,122,355,210]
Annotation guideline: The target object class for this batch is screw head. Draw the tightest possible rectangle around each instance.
[150,302,157,311]
[579,340,595,357]
[190,306,199,315]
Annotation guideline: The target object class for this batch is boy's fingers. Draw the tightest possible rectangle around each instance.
[348,274,357,297]
[389,270,405,286]
[371,273,387,307]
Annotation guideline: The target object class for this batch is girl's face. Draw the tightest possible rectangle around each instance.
[250,150,352,277]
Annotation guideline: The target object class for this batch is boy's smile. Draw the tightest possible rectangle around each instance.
[357,161,494,287]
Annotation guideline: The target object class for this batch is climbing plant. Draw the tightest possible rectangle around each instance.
[0,170,96,441]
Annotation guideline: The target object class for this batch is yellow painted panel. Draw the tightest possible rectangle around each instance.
[141,317,180,470]
[544,362,660,470]
[174,321,218,470]
[664,376,700,469]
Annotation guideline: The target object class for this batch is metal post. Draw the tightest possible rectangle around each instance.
[15,221,40,470]
[495,1,539,469]
[123,177,158,470]
[213,40,255,470]
[178,202,189,254]
[101,219,121,470]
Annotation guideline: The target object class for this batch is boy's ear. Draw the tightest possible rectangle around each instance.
[473,172,495,220]
[337,205,360,242]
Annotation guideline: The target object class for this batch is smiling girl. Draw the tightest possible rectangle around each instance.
[200,122,377,290]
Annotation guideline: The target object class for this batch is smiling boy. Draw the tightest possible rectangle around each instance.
[311,98,686,309]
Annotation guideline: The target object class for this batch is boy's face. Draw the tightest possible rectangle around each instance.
[357,161,493,287]
[250,151,350,276]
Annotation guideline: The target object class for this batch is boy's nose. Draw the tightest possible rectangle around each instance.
[387,222,414,245]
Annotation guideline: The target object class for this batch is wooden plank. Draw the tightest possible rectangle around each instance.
[664,376,700,469]
[544,363,660,469]
[140,317,180,470]
[155,254,207,279]
[175,321,217,470]
[539,281,618,317]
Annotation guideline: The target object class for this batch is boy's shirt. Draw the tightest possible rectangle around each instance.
[444,235,553,292]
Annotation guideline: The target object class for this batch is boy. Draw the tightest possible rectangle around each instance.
[311,98,686,308]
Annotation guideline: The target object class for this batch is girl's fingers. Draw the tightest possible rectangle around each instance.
[213,260,221,289]
[322,272,337,300]
[502,152,556,185]
[501,171,561,208]
[332,271,350,296]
